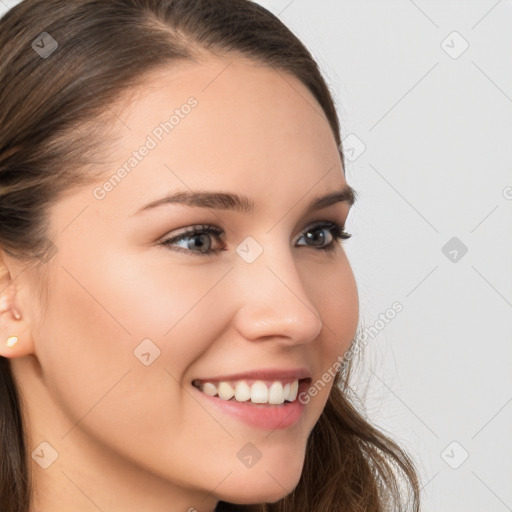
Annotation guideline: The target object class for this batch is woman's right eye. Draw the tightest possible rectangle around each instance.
[159,225,226,257]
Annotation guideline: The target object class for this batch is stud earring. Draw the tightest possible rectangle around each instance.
[6,336,18,347]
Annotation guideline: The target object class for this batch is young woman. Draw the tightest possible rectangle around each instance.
[0,1,421,510]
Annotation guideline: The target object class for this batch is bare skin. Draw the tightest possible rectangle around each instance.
[0,55,359,512]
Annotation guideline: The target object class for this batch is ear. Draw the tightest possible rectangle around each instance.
[0,250,36,359]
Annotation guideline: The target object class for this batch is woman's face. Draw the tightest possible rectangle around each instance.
[13,56,358,510]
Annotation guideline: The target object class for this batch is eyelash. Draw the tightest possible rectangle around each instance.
[159,221,352,257]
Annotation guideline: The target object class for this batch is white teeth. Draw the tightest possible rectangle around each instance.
[217,382,235,401]
[234,381,251,402]
[268,381,285,404]
[251,381,269,403]
[194,378,302,404]
[288,380,299,402]
[202,382,218,397]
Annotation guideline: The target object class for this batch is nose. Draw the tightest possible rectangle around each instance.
[231,243,324,346]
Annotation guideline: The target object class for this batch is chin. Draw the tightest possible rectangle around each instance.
[217,468,303,505]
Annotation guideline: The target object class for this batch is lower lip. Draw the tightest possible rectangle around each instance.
[192,380,309,430]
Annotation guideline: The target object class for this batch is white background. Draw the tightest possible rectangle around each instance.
[2,1,511,511]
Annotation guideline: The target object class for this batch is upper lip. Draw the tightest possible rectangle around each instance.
[193,367,312,383]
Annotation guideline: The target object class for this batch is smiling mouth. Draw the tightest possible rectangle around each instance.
[191,377,311,405]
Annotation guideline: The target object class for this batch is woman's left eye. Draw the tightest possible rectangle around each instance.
[160,221,351,257]
[296,221,352,252]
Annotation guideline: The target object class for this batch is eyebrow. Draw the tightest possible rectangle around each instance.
[132,184,357,216]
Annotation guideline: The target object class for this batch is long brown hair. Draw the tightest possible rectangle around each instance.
[0,1,421,510]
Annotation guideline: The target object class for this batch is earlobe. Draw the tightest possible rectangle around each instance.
[0,295,32,358]
[0,261,34,358]
[7,336,19,347]
[0,291,23,357]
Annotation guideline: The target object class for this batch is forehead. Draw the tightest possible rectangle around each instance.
[111,55,339,159]
[85,56,346,216]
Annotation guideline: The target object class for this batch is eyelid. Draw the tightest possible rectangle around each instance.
[299,218,341,234]
[160,219,346,242]
[159,224,220,239]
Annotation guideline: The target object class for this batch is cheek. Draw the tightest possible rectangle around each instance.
[305,253,359,354]
[33,251,246,481]
[34,248,231,430]
[294,255,358,420]
[334,262,359,349]
[41,250,227,358]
